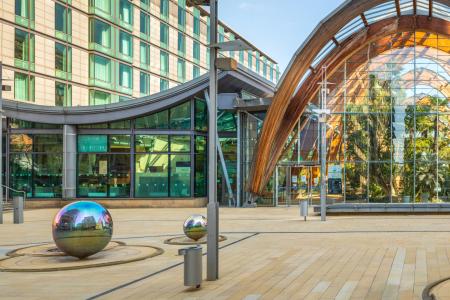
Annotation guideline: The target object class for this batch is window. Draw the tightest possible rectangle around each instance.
[135,135,169,152]
[160,0,169,19]
[177,0,186,29]
[193,65,200,78]
[160,51,169,76]
[119,63,133,91]
[170,102,190,129]
[135,111,169,129]
[55,82,72,106]
[119,0,133,27]
[239,51,244,64]
[177,32,185,55]
[89,90,111,105]
[177,58,186,82]
[15,29,29,62]
[160,78,169,91]
[140,41,150,68]
[248,52,253,69]
[206,47,210,64]
[55,42,71,78]
[14,72,34,102]
[218,26,225,43]
[14,28,34,69]
[55,3,71,39]
[119,30,133,59]
[15,0,34,27]
[90,18,111,52]
[89,54,112,88]
[140,11,150,37]
[160,23,169,48]
[193,41,200,63]
[135,154,169,197]
[193,8,200,38]
[90,0,111,15]
[255,52,260,73]
[170,154,191,197]
[140,72,150,95]
[140,0,150,10]
[195,136,207,196]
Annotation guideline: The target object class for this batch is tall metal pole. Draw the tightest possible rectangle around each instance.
[207,0,219,281]
[0,62,3,224]
[319,67,328,222]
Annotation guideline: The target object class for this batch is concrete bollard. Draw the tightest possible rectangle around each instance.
[13,196,24,224]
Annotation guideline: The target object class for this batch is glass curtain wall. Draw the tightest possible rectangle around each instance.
[9,131,63,198]
[280,31,450,204]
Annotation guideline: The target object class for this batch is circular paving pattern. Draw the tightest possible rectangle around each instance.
[164,235,227,245]
[0,241,163,272]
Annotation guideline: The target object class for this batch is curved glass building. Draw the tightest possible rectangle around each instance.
[250,0,450,210]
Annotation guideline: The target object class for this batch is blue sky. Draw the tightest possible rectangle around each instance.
[218,0,344,72]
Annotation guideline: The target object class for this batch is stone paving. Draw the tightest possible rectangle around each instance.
[1,207,450,299]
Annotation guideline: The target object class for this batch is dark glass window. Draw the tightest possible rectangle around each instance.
[170,102,191,129]
[135,135,169,152]
[135,110,169,129]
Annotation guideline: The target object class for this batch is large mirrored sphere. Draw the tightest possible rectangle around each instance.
[52,201,113,259]
[183,214,207,241]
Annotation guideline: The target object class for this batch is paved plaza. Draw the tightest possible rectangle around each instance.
[1,208,450,299]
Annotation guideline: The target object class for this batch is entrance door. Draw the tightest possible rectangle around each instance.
[276,165,316,206]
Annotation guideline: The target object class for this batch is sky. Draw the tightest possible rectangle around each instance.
[218,0,345,73]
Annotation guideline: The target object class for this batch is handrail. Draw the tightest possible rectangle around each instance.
[1,185,26,204]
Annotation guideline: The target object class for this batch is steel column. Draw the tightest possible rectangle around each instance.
[63,125,77,199]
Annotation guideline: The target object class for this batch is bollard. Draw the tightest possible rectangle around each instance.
[13,196,24,224]
[300,199,308,221]
[178,246,202,288]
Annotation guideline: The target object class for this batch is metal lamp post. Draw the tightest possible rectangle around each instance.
[187,0,252,280]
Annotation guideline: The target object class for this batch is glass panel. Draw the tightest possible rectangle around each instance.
[170,135,190,152]
[78,135,108,152]
[34,154,62,197]
[170,102,191,129]
[195,136,207,197]
[170,154,190,197]
[14,72,29,101]
[89,90,110,105]
[195,99,207,131]
[160,0,169,18]
[135,154,169,197]
[140,72,150,95]
[160,51,169,76]
[345,162,367,202]
[15,0,29,18]
[15,28,29,61]
[78,154,108,197]
[140,42,150,65]
[140,11,150,36]
[109,154,130,197]
[55,3,66,33]
[55,42,67,72]
[92,19,111,48]
[119,63,132,88]
[218,111,236,132]
[135,135,169,152]
[91,54,111,83]
[160,78,169,91]
[109,135,130,153]
[10,153,32,198]
[160,23,169,47]
[34,135,63,152]
[119,0,132,25]
[10,134,32,152]
[135,110,169,129]
[109,120,131,129]
[177,58,186,82]
[119,31,132,57]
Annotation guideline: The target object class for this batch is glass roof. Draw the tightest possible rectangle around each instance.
[299,0,449,94]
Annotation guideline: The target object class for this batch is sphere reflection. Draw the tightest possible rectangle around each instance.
[52,201,113,259]
[183,214,207,241]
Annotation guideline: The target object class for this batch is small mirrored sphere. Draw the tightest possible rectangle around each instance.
[52,201,113,259]
[183,214,207,241]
